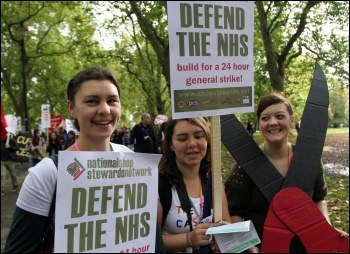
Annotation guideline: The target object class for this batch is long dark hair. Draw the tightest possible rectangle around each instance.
[67,67,120,131]
[32,129,41,146]
[158,117,212,186]
[48,132,60,147]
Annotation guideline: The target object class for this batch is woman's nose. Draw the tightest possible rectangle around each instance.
[98,102,110,115]
[187,137,197,147]
[268,117,278,125]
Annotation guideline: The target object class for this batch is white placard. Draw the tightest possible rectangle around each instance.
[41,104,51,128]
[65,119,80,136]
[5,114,17,134]
[167,1,255,119]
[55,151,161,253]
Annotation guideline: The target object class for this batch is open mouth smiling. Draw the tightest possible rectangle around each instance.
[92,120,113,125]
[268,129,281,134]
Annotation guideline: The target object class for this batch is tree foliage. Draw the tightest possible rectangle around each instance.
[1,1,103,130]
[255,1,349,91]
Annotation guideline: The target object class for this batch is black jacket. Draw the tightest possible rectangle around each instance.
[130,123,157,153]
[1,136,19,161]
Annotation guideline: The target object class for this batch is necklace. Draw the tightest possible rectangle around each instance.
[263,142,291,167]
[74,140,113,151]
[74,140,80,151]
[188,182,204,222]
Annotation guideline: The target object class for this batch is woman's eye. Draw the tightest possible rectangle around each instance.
[108,99,119,104]
[195,134,205,139]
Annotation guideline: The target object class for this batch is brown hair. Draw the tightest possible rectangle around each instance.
[158,117,211,186]
[31,129,41,146]
[67,67,120,131]
[257,91,294,120]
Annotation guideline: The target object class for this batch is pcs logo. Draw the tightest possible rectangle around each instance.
[188,100,198,107]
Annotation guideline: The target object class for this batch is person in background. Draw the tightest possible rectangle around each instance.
[110,129,119,143]
[65,130,76,149]
[158,117,231,253]
[25,129,46,167]
[116,127,124,145]
[1,135,20,196]
[224,91,349,253]
[130,113,158,154]
[246,121,254,137]
[122,127,130,146]
[4,66,165,253]
[58,126,68,148]
[46,131,63,156]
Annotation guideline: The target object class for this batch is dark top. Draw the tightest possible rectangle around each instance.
[46,142,63,156]
[58,130,69,147]
[224,145,327,251]
[1,137,19,161]
[129,123,157,154]
[65,139,75,149]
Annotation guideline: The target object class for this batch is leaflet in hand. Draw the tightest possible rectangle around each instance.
[206,220,261,253]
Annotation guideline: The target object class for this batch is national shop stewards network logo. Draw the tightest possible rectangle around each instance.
[66,158,86,180]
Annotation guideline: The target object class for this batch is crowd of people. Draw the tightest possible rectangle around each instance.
[2,67,348,253]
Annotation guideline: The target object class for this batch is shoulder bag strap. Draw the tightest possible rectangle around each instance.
[175,182,193,231]
[158,175,172,227]
[139,124,155,144]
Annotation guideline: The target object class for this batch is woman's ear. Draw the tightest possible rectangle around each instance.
[290,116,295,129]
[67,100,76,119]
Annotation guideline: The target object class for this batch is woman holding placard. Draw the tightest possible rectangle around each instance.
[158,117,231,253]
[5,67,165,252]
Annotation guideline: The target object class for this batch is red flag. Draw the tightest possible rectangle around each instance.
[1,102,8,141]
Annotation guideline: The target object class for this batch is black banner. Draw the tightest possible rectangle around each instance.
[7,132,32,163]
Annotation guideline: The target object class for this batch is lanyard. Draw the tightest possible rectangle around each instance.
[74,141,113,151]
[188,183,204,222]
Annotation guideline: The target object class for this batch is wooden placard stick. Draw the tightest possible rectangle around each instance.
[210,116,222,222]
[6,132,10,145]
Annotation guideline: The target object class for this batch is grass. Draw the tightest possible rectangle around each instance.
[325,175,349,233]
[326,127,349,134]
[220,129,349,233]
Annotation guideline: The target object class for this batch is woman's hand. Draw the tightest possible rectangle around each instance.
[187,223,213,247]
[336,228,349,239]
[209,238,222,253]
[247,246,259,253]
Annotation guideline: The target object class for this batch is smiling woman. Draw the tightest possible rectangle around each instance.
[4,67,166,253]
[225,91,349,253]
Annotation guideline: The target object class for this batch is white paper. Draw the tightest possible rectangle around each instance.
[206,220,261,253]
